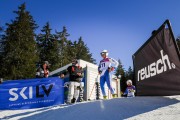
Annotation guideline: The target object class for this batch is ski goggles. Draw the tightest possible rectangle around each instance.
[100,52,106,55]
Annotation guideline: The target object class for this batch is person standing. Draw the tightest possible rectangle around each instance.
[36,61,50,78]
[66,59,84,104]
[98,50,119,99]
[123,80,136,97]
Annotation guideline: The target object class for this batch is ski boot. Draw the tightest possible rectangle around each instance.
[71,98,76,103]
[112,94,117,98]
[103,96,107,100]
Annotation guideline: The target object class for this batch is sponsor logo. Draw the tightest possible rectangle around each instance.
[137,50,176,81]
[9,84,53,101]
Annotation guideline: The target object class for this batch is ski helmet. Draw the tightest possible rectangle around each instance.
[101,50,109,56]
[126,80,132,85]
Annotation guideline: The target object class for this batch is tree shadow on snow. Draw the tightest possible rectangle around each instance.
[8,97,180,120]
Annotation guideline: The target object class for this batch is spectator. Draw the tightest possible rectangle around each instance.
[66,59,84,104]
[36,61,50,78]
[123,80,136,97]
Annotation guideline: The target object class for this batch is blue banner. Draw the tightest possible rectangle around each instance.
[0,77,64,110]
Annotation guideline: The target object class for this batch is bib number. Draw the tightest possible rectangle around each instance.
[100,62,105,69]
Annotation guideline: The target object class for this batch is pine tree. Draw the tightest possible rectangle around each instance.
[115,59,126,92]
[0,25,4,77]
[55,26,70,67]
[65,40,75,62]
[0,26,2,31]
[1,3,38,80]
[125,66,133,80]
[73,37,96,63]
[0,25,3,53]
[36,22,60,71]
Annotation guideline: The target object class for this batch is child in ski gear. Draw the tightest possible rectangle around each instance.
[124,80,136,97]
[98,50,119,99]
[36,61,50,78]
[66,59,84,104]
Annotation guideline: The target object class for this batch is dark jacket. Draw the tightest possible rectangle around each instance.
[67,65,84,82]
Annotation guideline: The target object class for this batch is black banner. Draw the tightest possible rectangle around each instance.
[133,20,180,96]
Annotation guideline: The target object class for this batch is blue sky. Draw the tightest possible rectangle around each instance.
[1,0,180,70]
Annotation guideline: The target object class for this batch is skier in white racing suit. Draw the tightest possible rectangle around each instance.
[66,59,84,104]
[98,50,119,99]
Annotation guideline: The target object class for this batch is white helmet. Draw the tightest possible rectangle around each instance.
[101,50,109,56]
[126,80,132,85]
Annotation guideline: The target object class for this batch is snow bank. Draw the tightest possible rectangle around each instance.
[0,96,180,120]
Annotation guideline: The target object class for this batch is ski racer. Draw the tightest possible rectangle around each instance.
[98,50,119,99]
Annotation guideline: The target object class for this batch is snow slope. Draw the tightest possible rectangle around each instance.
[0,96,180,120]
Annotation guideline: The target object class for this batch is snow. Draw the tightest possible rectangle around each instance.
[0,96,180,120]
